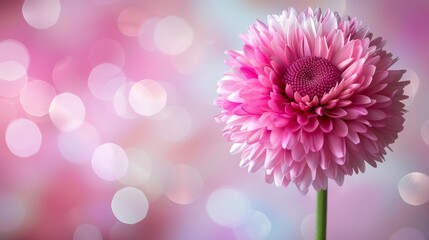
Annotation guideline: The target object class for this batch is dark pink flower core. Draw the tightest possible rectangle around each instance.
[284,56,341,98]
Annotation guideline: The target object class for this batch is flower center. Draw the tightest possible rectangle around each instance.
[284,56,341,98]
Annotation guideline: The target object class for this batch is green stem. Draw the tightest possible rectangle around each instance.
[316,189,327,240]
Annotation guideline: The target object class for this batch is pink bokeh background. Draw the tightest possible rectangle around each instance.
[0,0,428,239]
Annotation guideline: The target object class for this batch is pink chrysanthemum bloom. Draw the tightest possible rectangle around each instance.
[215,8,409,193]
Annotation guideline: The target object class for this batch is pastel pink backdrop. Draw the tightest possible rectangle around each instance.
[0,0,428,239]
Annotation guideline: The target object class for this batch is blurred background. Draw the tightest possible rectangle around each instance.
[0,0,428,239]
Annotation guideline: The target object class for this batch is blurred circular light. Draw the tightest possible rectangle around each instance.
[171,45,206,75]
[49,92,86,131]
[117,7,146,37]
[0,40,30,69]
[0,74,28,98]
[5,118,42,158]
[0,193,26,232]
[88,63,127,101]
[22,0,61,29]
[421,120,429,146]
[165,164,203,205]
[129,79,167,116]
[91,143,128,181]
[398,172,429,206]
[113,83,138,119]
[154,16,194,55]
[403,69,420,106]
[52,56,88,93]
[300,213,316,240]
[20,80,56,117]
[119,148,152,187]
[58,122,100,164]
[390,227,426,240]
[111,187,149,224]
[73,224,103,240]
[88,39,125,68]
[154,106,192,142]
[206,188,250,226]
[0,61,26,81]
[234,210,272,240]
[138,18,160,52]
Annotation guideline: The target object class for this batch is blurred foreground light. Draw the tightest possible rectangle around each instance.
[5,119,42,158]
[92,143,128,181]
[22,0,61,29]
[390,227,426,240]
[119,148,152,186]
[73,224,103,240]
[129,79,167,116]
[58,122,100,164]
[117,7,146,37]
[0,193,26,232]
[113,83,138,119]
[420,120,429,146]
[49,92,86,131]
[398,172,429,206]
[88,39,125,68]
[138,18,160,52]
[0,61,26,81]
[153,106,192,142]
[88,63,127,101]
[0,39,29,98]
[165,164,203,205]
[233,210,272,240]
[300,213,316,240]
[206,188,250,227]
[0,40,30,69]
[154,16,193,55]
[111,187,149,224]
[403,69,420,106]
[20,80,56,117]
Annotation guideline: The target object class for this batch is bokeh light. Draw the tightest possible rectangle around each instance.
[206,188,251,227]
[0,40,30,70]
[300,213,316,240]
[58,122,101,164]
[137,17,160,52]
[153,106,192,142]
[233,210,272,240]
[52,56,88,93]
[154,16,194,55]
[88,39,126,68]
[165,164,204,205]
[0,1,427,239]
[91,143,128,182]
[390,227,426,240]
[49,92,86,132]
[403,69,420,106]
[22,0,61,29]
[129,79,167,116]
[20,80,56,117]
[420,120,429,146]
[398,172,429,206]
[119,148,152,187]
[117,7,147,37]
[5,118,42,158]
[0,40,29,98]
[0,61,26,81]
[88,63,127,101]
[0,193,26,232]
[113,83,138,119]
[111,187,149,224]
[73,224,103,240]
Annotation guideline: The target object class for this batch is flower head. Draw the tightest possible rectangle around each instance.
[215,8,409,193]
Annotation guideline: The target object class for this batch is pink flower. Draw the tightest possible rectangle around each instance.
[215,8,409,193]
